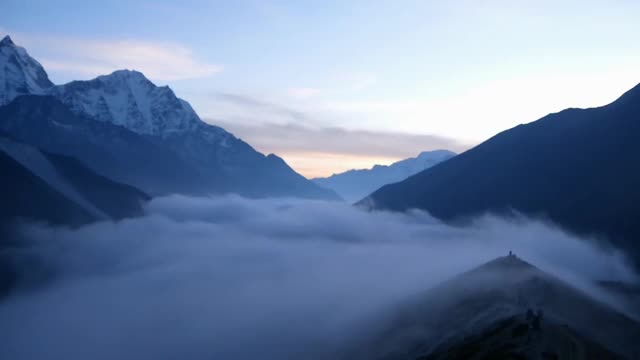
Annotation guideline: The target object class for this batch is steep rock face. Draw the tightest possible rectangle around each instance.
[0,35,53,106]
[313,150,456,202]
[48,70,213,137]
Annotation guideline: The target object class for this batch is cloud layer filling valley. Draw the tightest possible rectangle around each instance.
[0,195,636,360]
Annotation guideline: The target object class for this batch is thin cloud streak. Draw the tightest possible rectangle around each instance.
[202,92,470,177]
[4,32,222,81]
[214,93,310,123]
[209,120,471,177]
[213,120,470,159]
[203,93,468,151]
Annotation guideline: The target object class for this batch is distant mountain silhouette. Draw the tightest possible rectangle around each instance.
[313,150,455,202]
[362,83,640,266]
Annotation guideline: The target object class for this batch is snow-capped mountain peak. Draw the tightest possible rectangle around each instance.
[0,36,339,200]
[49,69,206,137]
[0,34,54,105]
[0,36,224,140]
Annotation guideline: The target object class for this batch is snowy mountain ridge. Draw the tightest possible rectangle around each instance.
[0,35,228,140]
[0,35,339,200]
[313,150,456,202]
[0,35,54,106]
[49,69,228,139]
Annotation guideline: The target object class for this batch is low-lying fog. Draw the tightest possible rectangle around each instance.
[0,195,636,360]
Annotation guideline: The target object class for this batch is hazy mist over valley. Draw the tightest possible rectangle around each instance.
[2,196,637,359]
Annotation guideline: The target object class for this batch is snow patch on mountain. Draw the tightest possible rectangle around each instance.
[0,35,236,145]
[49,70,207,137]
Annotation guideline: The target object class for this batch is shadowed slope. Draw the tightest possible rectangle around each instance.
[421,314,622,360]
[348,256,640,359]
[363,83,640,266]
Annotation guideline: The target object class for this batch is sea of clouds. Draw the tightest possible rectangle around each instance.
[0,195,636,360]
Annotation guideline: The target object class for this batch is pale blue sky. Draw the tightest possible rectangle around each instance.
[3,1,640,176]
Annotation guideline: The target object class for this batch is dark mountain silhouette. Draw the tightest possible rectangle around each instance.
[362,83,640,266]
[0,144,95,227]
[44,151,150,220]
[0,134,149,227]
[420,314,623,360]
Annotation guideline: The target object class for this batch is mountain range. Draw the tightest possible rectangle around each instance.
[362,82,640,267]
[1,31,640,360]
[313,150,455,202]
[0,35,338,202]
